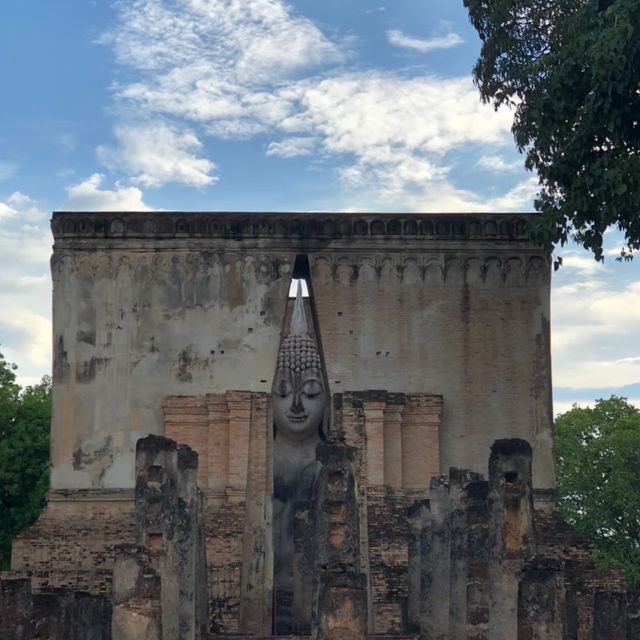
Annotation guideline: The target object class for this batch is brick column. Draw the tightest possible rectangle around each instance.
[163,396,209,488]
[239,394,273,635]
[226,391,251,495]
[517,558,566,640]
[488,439,534,640]
[206,394,229,492]
[402,395,442,490]
[383,400,403,489]
[363,398,385,486]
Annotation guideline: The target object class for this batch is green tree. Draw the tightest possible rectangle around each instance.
[554,396,640,587]
[464,0,640,260]
[0,353,51,569]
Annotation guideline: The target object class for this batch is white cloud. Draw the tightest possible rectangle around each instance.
[97,122,217,188]
[554,397,640,416]
[0,310,51,370]
[64,173,153,211]
[266,137,316,158]
[0,191,47,223]
[282,73,516,210]
[477,155,522,173]
[387,30,464,53]
[102,0,522,207]
[0,190,52,384]
[552,275,640,389]
[485,177,538,211]
[0,202,16,220]
[558,252,608,276]
[105,0,344,81]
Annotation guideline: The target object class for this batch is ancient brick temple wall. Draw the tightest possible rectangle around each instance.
[164,391,273,635]
[335,391,442,634]
[50,212,553,491]
[0,578,112,640]
[405,439,638,640]
[7,492,134,596]
[159,388,441,635]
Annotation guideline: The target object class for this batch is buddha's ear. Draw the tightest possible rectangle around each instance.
[320,403,330,441]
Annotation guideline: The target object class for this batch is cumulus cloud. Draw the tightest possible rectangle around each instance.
[485,177,538,211]
[97,122,217,188]
[477,155,523,173]
[266,137,316,158]
[100,0,525,207]
[64,173,153,211]
[0,190,52,385]
[387,30,464,53]
[104,0,345,79]
[559,252,610,276]
[0,191,47,223]
[99,0,346,187]
[552,271,640,390]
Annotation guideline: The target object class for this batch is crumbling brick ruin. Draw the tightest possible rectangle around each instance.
[0,212,637,639]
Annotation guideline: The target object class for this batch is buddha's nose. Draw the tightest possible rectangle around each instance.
[291,393,305,414]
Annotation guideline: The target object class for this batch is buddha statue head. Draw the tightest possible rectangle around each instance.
[272,281,328,443]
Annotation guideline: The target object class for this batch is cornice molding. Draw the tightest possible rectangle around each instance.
[51,211,538,243]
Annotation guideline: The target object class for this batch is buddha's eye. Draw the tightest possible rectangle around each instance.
[277,380,292,397]
[302,380,323,397]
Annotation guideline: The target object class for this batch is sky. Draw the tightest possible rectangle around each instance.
[0,0,638,414]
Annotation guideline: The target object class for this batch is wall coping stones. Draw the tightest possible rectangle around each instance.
[51,211,538,244]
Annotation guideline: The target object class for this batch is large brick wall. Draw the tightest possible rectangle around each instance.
[49,211,553,491]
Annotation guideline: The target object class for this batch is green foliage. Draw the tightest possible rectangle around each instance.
[554,396,640,587]
[464,0,640,260]
[0,352,51,569]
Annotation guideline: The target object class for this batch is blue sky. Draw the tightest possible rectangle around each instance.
[0,0,638,414]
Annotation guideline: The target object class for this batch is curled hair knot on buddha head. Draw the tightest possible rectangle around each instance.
[272,281,328,442]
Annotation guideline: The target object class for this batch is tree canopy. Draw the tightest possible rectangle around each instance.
[0,352,51,569]
[554,396,640,587]
[464,0,640,260]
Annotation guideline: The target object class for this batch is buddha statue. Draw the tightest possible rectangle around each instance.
[272,281,328,633]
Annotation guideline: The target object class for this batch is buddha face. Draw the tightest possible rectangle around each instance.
[272,368,327,442]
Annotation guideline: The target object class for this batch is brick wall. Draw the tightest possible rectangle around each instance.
[10,494,134,596]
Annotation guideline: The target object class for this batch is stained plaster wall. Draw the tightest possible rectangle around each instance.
[50,212,553,491]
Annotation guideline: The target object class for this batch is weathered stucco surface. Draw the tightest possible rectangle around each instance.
[50,212,553,490]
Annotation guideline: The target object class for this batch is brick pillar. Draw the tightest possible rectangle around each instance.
[163,396,209,488]
[517,557,566,640]
[112,545,162,640]
[363,398,386,486]
[402,395,442,490]
[383,399,404,489]
[226,391,251,495]
[407,499,430,631]
[592,591,627,640]
[420,475,451,639]
[448,469,483,639]
[465,480,490,640]
[127,434,207,640]
[488,439,534,640]
[313,440,368,640]
[207,393,230,493]
[239,394,273,635]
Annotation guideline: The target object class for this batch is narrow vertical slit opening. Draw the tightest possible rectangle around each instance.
[271,253,328,635]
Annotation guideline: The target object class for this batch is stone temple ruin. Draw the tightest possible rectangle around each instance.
[0,211,638,639]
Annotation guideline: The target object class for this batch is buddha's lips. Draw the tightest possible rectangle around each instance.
[286,414,308,423]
